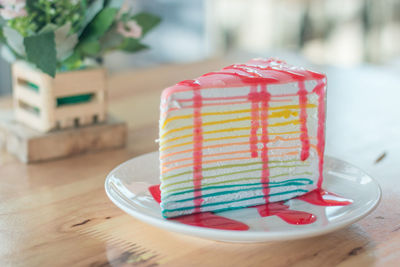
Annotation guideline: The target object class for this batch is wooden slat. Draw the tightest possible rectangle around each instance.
[54,102,105,121]
[13,84,43,106]
[12,61,50,88]
[52,68,106,97]
[14,107,50,132]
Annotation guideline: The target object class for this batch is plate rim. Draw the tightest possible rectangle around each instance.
[105,152,382,242]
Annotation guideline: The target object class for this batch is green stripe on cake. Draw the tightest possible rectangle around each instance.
[162,178,313,201]
[173,181,312,202]
[162,164,310,190]
[162,172,313,193]
[161,189,309,214]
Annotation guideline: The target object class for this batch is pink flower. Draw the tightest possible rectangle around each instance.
[0,0,26,20]
[117,20,142,39]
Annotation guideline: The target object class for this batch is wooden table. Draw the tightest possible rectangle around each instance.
[0,59,399,266]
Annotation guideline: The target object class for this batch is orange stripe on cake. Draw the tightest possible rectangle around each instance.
[160,131,304,152]
[162,146,302,166]
[161,151,299,174]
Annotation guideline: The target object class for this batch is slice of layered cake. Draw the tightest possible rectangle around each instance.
[159,58,327,218]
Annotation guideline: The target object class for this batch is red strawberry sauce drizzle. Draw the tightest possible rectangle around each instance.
[256,202,316,225]
[296,188,353,206]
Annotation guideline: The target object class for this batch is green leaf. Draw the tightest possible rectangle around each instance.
[61,51,83,71]
[79,0,105,36]
[119,38,148,52]
[0,27,5,44]
[79,40,101,56]
[24,31,57,77]
[0,17,6,27]
[98,26,124,52]
[39,23,58,34]
[131,12,161,36]
[81,8,118,41]
[1,45,17,62]
[25,0,37,10]
[3,27,25,56]
[106,0,124,8]
[55,22,78,60]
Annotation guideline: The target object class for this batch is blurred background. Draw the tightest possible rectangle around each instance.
[1,0,399,95]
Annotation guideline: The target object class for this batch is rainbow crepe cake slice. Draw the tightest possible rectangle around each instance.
[159,58,327,218]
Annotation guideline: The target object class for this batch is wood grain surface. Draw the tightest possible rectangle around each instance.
[0,58,399,266]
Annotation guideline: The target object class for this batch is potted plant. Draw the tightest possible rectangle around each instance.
[0,0,160,132]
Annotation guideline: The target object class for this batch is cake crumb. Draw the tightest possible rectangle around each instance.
[374,152,386,164]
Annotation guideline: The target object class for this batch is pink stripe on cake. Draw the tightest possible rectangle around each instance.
[249,85,260,158]
[313,80,326,187]
[192,87,204,213]
[298,81,310,161]
[260,84,271,202]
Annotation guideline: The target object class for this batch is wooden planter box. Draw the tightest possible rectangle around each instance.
[12,61,107,132]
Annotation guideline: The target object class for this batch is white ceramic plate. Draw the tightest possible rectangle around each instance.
[105,152,381,242]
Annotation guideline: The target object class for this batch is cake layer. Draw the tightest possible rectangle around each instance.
[159,59,326,218]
